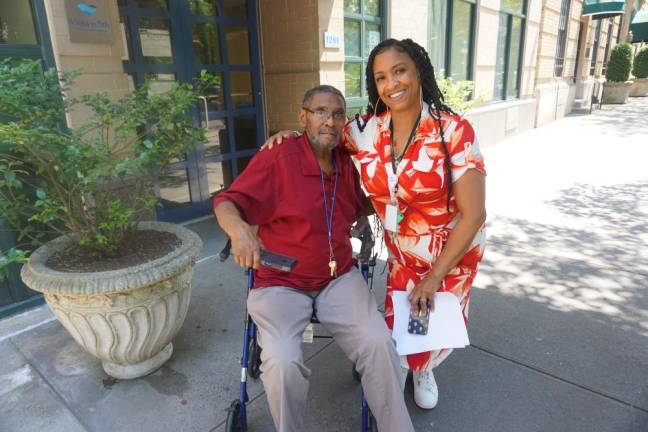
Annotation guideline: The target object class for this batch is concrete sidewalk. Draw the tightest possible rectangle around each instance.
[1,97,647,432]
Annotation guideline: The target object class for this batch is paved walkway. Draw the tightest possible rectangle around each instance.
[1,97,647,432]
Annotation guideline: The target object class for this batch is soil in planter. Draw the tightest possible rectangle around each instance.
[47,230,181,273]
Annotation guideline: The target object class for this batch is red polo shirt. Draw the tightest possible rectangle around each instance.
[212,135,366,291]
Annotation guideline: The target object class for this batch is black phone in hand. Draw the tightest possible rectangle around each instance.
[260,249,298,272]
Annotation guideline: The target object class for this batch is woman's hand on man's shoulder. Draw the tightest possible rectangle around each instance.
[261,130,300,151]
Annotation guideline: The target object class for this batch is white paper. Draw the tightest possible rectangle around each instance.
[391,291,470,356]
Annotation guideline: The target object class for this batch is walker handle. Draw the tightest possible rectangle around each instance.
[219,239,232,262]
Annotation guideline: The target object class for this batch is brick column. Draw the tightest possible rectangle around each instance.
[259,0,320,133]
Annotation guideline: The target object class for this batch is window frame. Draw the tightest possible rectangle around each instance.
[589,18,603,76]
[572,21,584,79]
[343,0,387,114]
[601,18,614,75]
[0,0,55,65]
[428,0,477,80]
[554,0,572,77]
[493,0,528,101]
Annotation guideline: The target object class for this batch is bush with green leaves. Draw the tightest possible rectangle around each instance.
[437,78,476,115]
[632,46,648,79]
[605,43,633,82]
[0,59,205,277]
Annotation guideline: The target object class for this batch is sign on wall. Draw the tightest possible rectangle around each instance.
[324,32,341,49]
[64,0,113,44]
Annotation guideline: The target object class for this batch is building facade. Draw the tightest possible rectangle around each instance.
[0,0,632,315]
[258,0,624,146]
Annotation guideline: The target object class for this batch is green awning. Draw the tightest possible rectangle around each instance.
[582,0,626,19]
[630,10,648,43]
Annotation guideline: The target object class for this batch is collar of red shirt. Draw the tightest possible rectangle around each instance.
[298,133,343,177]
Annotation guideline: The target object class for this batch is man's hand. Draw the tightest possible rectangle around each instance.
[214,201,262,269]
[230,222,262,269]
[261,130,299,151]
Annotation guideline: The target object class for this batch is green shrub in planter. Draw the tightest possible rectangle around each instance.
[632,47,648,79]
[0,59,206,277]
[605,43,632,82]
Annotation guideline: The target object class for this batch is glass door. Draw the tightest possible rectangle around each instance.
[119,0,264,222]
[0,0,54,317]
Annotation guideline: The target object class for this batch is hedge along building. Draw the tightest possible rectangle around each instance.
[0,0,633,316]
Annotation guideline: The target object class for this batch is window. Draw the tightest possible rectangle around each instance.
[554,0,571,77]
[602,18,614,75]
[0,0,53,65]
[590,19,602,76]
[573,22,583,78]
[494,0,526,100]
[0,1,38,45]
[616,15,623,42]
[0,0,55,317]
[428,0,476,80]
[344,0,385,114]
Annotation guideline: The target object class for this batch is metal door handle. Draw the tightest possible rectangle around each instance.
[198,96,209,131]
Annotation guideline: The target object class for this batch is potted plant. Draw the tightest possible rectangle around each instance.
[602,43,633,104]
[0,59,205,379]
[630,46,648,97]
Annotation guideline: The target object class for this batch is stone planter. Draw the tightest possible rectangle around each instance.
[21,221,203,379]
[630,78,648,97]
[602,81,633,104]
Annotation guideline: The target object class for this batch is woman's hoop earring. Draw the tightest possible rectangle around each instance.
[379,97,390,115]
[373,97,382,114]
[373,97,384,115]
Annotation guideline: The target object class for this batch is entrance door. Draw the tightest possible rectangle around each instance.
[119,0,264,222]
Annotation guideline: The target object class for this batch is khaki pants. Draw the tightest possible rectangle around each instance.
[247,267,414,432]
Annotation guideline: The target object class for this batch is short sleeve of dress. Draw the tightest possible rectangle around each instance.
[447,117,486,183]
[341,115,380,156]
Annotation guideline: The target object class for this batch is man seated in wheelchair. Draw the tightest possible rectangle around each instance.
[213,85,414,432]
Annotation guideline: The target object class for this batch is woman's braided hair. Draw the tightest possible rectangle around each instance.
[356,38,456,212]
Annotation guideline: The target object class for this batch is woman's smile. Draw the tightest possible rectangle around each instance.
[387,90,406,101]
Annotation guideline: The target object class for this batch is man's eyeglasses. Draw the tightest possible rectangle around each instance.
[302,107,347,123]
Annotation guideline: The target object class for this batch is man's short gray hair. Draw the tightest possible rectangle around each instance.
[302,85,346,109]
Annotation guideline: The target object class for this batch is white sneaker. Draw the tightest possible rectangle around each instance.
[413,370,438,409]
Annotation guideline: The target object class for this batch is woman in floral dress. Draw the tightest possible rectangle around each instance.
[343,38,486,409]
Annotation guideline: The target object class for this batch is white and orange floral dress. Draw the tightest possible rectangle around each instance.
[342,102,486,372]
